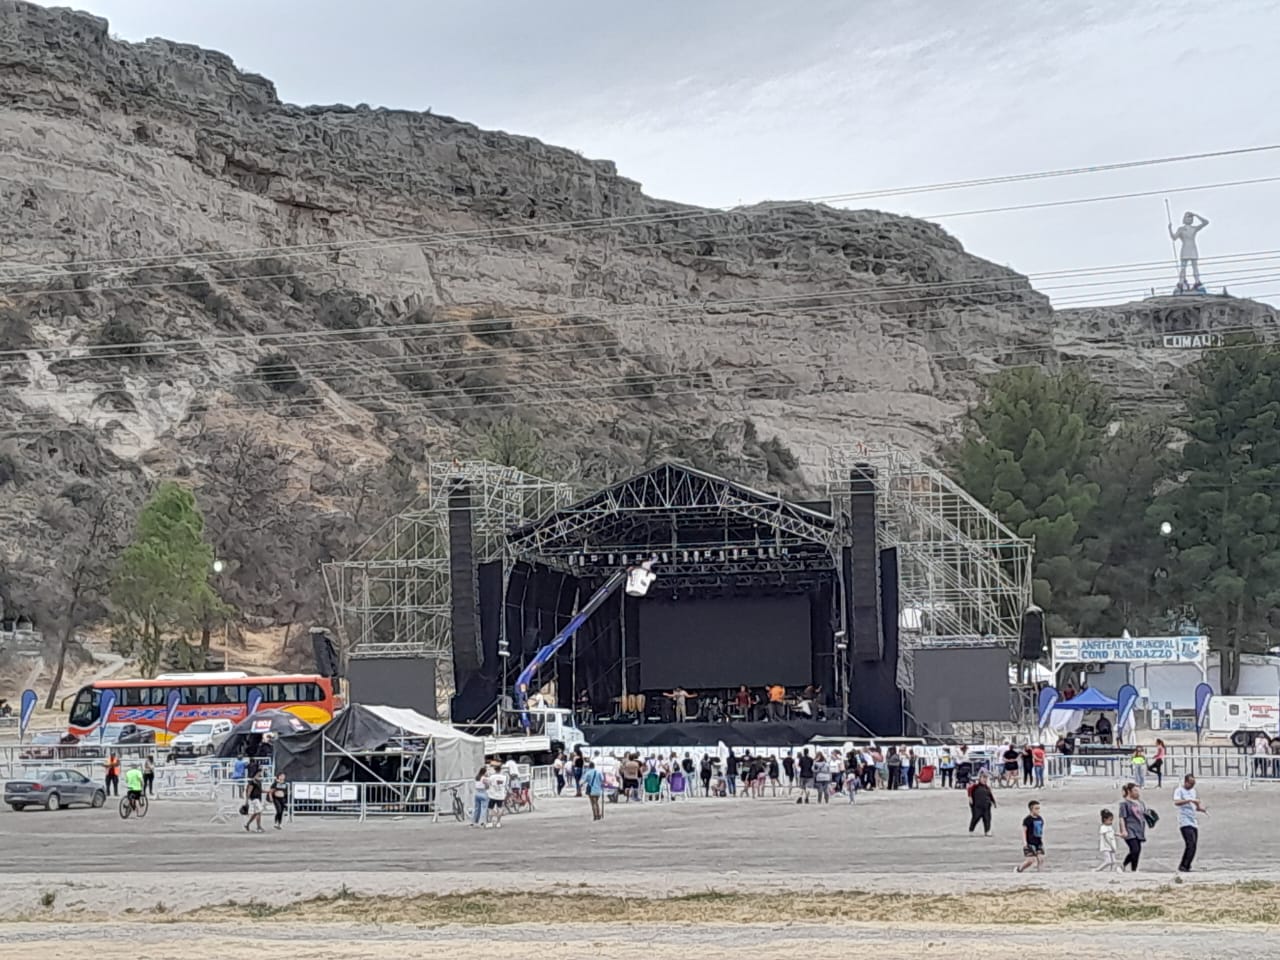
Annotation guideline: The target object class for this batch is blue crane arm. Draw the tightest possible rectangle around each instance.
[514,569,627,711]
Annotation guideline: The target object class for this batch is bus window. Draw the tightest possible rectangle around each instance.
[69,687,98,726]
[120,687,147,707]
[193,686,210,705]
[304,683,322,701]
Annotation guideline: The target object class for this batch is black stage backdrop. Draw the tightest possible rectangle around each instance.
[638,595,812,689]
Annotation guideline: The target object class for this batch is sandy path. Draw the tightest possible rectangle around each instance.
[0,922,1273,960]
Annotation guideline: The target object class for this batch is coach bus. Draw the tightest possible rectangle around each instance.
[66,672,339,743]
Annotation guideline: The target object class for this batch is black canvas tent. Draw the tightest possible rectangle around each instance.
[273,703,485,787]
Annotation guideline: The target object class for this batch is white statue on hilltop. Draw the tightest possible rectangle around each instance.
[1169,210,1209,293]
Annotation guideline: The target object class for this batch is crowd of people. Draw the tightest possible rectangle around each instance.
[550,743,945,810]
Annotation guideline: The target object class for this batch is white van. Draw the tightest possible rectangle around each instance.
[1206,696,1279,746]
[170,718,235,758]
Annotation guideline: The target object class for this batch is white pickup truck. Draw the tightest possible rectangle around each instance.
[169,718,235,759]
[483,707,587,764]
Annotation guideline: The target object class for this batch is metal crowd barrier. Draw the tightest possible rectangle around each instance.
[1041,750,1269,789]
[287,778,472,823]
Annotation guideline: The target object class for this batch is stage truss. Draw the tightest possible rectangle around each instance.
[322,460,572,675]
[508,462,838,585]
[825,446,1034,695]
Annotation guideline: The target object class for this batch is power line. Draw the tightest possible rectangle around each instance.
[3,142,1278,282]
[7,309,1277,435]
[3,246,1277,365]
[14,261,1279,388]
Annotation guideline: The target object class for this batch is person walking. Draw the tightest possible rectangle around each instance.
[1021,745,1035,787]
[1118,783,1148,871]
[1173,774,1207,872]
[1130,746,1147,788]
[1097,809,1119,872]
[103,751,120,797]
[269,772,289,830]
[485,761,509,828]
[243,767,265,833]
[142,755,156,798]
[553,753,566,796]
[939,749,955,789]
[1149,739,1167,788]
[582,760,605,821]
[796,749,814,803]
[470,766,489,827]
[886,747,901,790]
[1015,800,1046,873]
[967,773,996,836]
[813,753,831,803]
[903,748,915,789]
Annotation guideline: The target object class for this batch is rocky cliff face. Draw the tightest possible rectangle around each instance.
[0,1,1276,629]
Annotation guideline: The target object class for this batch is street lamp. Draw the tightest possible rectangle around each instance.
[212,559,229,669]
[1159,522,1173,537]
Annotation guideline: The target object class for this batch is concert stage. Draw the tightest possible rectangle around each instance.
[583,719,846,749]
[440,457,1033,740]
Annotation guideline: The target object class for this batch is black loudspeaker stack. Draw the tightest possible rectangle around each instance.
[849,465,883,662]
[448,482,482,679]
[309,627,341,678]
[1019,606,1046,661]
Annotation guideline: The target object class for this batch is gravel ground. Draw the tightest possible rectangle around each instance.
[0,778,1275,954]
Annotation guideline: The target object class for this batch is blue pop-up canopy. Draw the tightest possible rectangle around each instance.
[1060,687,1118,711]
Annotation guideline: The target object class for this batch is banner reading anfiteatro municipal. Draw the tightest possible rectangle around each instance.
[1053,636,1206,663]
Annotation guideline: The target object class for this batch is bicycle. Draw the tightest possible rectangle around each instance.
[119,792,149,820]
[504,782,535,814]
[445,784,465,822]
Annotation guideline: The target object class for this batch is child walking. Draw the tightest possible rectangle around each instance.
[1015,800,1046,873]
[1096,809,1119,871]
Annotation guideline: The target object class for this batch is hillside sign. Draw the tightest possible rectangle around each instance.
[1162,333,1223,349]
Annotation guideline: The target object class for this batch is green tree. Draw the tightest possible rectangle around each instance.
[945,368,1111,637]
[479,415,546,474]
[1084,418,1177,635]
[111,483,225,677]
[1153,346,1280,693]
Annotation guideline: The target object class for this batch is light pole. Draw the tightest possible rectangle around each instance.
[212,559,229,670]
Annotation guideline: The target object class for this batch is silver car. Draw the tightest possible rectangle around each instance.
[5,769,107,811]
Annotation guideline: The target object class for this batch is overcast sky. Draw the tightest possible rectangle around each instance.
[64,0,1280,305]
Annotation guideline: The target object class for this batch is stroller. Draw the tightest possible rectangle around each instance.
[954,761,974,790]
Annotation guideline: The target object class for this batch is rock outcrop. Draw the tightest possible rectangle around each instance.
[0,1,1276,628]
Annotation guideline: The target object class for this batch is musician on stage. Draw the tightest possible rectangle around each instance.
[664,686,697,722]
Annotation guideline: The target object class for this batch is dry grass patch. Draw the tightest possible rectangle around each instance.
[183,882,1280,927]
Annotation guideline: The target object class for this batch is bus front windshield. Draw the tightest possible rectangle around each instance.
[69,687,99,727]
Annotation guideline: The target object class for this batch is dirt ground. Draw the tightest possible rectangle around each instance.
[1,779,1276,956]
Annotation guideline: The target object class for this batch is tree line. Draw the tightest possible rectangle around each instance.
[946,343,1280,692]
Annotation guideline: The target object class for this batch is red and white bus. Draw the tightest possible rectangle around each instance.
[67,672,339,742]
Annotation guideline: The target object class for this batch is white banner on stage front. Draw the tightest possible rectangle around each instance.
[1053,636,1206,664]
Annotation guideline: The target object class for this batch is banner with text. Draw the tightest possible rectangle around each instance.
[1053,636,1206,664]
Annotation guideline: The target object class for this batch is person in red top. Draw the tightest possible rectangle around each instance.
[1032,744,1047,788]
[1150,738,1167,788]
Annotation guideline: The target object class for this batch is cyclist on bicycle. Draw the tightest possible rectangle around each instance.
[124,763,145,811]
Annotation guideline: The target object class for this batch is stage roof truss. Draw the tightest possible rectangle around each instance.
[508,462,839,580]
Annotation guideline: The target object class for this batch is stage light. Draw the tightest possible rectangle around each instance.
[661,552,670,564]
[718,550,726,562]
[607,554,615,565]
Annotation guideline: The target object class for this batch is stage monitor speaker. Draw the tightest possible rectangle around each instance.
[309,627,340,678]
[1019,606,1046,661]
[448,483,481,680]
[849,464,882,661]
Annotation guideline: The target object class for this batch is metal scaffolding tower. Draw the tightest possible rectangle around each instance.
[825,446,1034,694]
[322,460,572,681]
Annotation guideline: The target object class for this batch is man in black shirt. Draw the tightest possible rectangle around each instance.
[968,773,997,836]
[244,769,265,833]
[796,749,815,804]
[1001,745,1021,788]
[782,752,796,791]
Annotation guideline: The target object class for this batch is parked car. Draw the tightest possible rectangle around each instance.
[170,719,234,758]
[77,723,156,758]
[5,769,106,811]
[18,731,71,761]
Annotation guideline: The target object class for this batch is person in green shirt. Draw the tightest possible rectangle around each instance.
[124,765,145,811]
